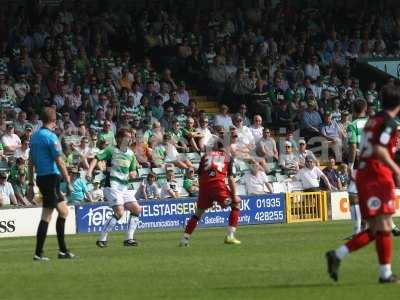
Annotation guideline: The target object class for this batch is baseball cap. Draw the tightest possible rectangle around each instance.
[285,141,292,147]
[299,139,306,145]
[25,124,33,130]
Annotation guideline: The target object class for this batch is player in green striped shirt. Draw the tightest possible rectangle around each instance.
[87,129,141,247]
[346,99,368,236]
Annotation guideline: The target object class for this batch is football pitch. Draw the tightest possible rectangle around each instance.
[1,220,400,300]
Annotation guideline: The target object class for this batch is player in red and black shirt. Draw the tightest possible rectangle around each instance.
[179,140,242,246]
[326,85,400,284]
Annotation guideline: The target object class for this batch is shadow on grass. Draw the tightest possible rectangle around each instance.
[212,282,359,290]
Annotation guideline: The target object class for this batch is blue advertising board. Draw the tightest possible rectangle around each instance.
[75,193,286,233]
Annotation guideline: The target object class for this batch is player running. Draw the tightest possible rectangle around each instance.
[179,140,241,246]
[87,128,142,247]
[326,85,400,283]
[347,99,400,237]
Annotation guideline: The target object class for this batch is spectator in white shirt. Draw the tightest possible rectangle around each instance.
[196,117,213,151]
[160,169,181,198]
[296,139,318,168]
[294,155,332,192]
[158,82,170,104]
[177,81,189,106]
[233,113,255,149]
[242,160,273,195]
[1,124,21,155]
[250,114,264,143]
[89,181,104,202]
[14,135,30,161]
[129,82,143,107]
[279,141,299,175]
[214,104,233,130]
[256,128,279,162]
[0,172,17,207]
[304,56,320,81]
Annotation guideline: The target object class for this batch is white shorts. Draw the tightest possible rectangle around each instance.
[103,187,137,206]
[348,180,358,195]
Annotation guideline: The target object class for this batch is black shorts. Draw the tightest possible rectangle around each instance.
[36,174,64,208]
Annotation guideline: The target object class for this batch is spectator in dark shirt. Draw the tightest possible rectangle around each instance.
[163,90,181,112]
[274,101,293,128]
[21,83,43,117]
[322,157,342,191]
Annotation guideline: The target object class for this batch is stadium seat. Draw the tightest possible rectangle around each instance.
[138,167,151,177]
[236,183,247,196]
[186,152,201,163]
[129,181,141,191]
[152,167,166,176]
[287,181,303,192]
[266,162,277,172]
[275,173,289,182]
[235,159,250,174]
[272,182,287,193]
[157,177,167,186]
[180,188,190,198]
[0,160,9,172]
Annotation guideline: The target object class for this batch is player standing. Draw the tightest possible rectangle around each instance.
[29,107,76,260]
[346,99,368,236]
[87,129,142,247]
[179,140,241,246]
[326,85,400,283]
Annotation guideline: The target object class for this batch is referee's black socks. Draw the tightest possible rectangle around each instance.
[35,220,49,257]
[56,217,68,253]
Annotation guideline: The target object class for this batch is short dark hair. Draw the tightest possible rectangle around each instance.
[381,85,400,110]
[352,98,367,114]
[116,128,131,141]
[41,107,56,124]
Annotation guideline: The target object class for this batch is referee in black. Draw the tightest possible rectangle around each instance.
[29,107,77,260]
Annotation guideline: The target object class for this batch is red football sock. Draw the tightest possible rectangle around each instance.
[345,229,375,252]
[228,207,240,227]
[185,215,199,235]
[376,231,392,265]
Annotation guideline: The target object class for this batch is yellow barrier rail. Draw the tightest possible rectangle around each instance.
[286,192,328,223]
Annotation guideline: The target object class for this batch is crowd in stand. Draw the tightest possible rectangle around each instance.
[0,0,400,207]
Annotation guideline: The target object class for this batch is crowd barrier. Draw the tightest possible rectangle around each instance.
[5,190,400,238]
[286,192,328,223]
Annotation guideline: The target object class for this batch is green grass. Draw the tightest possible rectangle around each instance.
[1,220,400,300]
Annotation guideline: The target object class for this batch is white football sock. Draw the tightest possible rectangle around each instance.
[99,215,118,242]
[183,233,190,239]
[391,220,397,230]
[379,264,392,279]
[125,214,139,241]
[350,204,361,234]
[227,226,236,238]
[335,245,349,260]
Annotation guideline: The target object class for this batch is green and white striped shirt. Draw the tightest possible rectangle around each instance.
[347,117,368,148]
[96,146,138,191]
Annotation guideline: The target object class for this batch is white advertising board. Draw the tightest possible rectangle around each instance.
[331,191,400,220]
[0,206,76,238]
